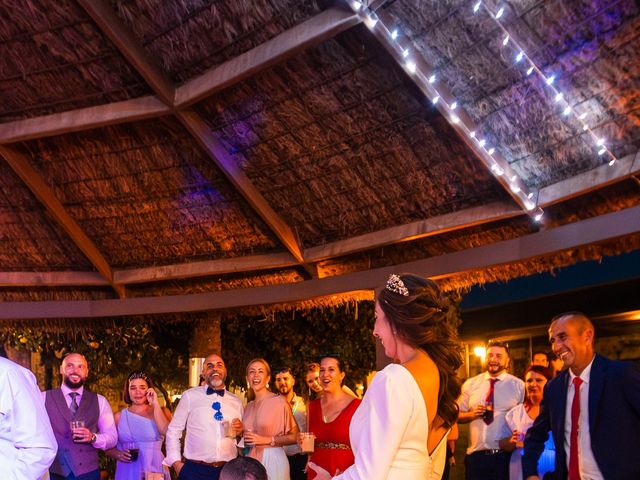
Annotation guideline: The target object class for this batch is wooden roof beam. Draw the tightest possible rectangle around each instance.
[76,0,175,105]
[177,110,307,265]
[0,271,108,287]
[175,5,362,107]
[0,145,124,298]
[1,204,637,319]
[0,96,170,144]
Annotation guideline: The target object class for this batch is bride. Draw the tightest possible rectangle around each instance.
[309,274,463,479]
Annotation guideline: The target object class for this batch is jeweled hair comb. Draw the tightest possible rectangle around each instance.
[386,274,409,296]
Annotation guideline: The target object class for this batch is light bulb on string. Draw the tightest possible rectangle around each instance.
[596,138,605,146]
[478,139,486,147]
[470,131,476,138]
[451,101,458,110]
[563,106,571,116]
[428,74,436,84]
[451,115,460,124]
[406,61,416,73]
[402,48,409,58]
[609,158,616,166]
[496,7,504,18]
[510,184,521,193]
[534,209,544,222]
[391,29,399,40]
[502,35,510,46]
[524,199,535,211]
[488,147,495,155]
[583,124,589,131]
[516,51,524,62]
[546,75,555,85]
[598,147,606,155]
[579,112,587,120]
[526,66,534,75]
[473,1,482,13]
[554,93,563,102]
[432,95,440,104]
[351,1,362,11]
[365,12,379,29]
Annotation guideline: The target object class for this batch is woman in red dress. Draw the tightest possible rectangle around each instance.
[305,355,361,479]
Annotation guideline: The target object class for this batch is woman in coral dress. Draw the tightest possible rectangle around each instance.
[242,358,299,480]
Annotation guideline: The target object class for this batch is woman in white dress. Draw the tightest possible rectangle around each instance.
[499,365,555,480]
[241,358,299,480]
[309,273,463,480]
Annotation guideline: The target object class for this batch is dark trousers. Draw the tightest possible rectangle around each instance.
[288,453,308,480]
[464,451,510,480]
[50,471,100,480]
[178,460,224,480]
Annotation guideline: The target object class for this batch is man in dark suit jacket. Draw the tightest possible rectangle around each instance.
[522,312,640,480]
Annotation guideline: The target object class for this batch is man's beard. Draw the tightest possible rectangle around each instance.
[64,376,85,389]
[207,375,225,389]
[278,385,290,395]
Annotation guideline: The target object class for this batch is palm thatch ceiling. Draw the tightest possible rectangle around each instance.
[0,0,639,320]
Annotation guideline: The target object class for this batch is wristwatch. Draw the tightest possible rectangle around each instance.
[90,433,97,444]
[270,436,276,447]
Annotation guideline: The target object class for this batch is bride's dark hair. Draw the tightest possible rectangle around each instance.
[378,273,463,428]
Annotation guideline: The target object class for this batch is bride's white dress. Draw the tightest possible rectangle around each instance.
[334,364,448,480]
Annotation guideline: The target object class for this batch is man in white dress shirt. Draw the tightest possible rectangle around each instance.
[458,341,524,480]
[166,353,244,480]
[43,352,118,480]
[0,355,57,480]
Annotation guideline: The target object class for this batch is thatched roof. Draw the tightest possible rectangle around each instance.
[0,0,638,322]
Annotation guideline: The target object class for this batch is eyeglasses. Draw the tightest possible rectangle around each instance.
[212,401,223,421]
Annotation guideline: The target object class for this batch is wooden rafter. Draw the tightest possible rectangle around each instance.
[0,144,124,297]
[0,96,170,144]
[77,0,175,105]
[1,204,637,319]
[174,5,361,107]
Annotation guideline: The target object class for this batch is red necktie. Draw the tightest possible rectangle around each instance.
[483,378,498,425]
[569,377,583,480]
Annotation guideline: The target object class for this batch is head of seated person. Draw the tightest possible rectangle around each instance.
[220,456,267,480]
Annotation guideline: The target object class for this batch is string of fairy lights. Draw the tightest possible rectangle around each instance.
[349,1,620,222]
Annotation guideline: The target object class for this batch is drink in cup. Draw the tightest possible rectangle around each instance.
[300,432,315,453]
[124,442,139,461]
[70,420,85,442]
[222,420,235,438]
[515,431,525,448]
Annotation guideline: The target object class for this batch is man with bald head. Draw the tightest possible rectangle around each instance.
[166,353,244,480]
[43,352,117,480]
[522,312,640,480]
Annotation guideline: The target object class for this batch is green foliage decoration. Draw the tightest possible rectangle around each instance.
[0,320,191,409]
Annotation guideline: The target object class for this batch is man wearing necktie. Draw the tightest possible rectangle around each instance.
[43,352,117,480]
[458,341,524,480]
[523,312,640,480]
[166,353,244,480]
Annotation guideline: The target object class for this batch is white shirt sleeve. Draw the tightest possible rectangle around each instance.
[334,367,408,480]
[94,394,117,449]
[457,378,471,412]
[0,363,57,480]
[165,390,190,466]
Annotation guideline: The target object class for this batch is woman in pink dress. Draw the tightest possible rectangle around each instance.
[242,358,298,480]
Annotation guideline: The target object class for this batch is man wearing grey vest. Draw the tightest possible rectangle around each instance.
[43,353,118,480]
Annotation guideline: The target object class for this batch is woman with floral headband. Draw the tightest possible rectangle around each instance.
[309,273,463,480]
[106,371,172,479]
